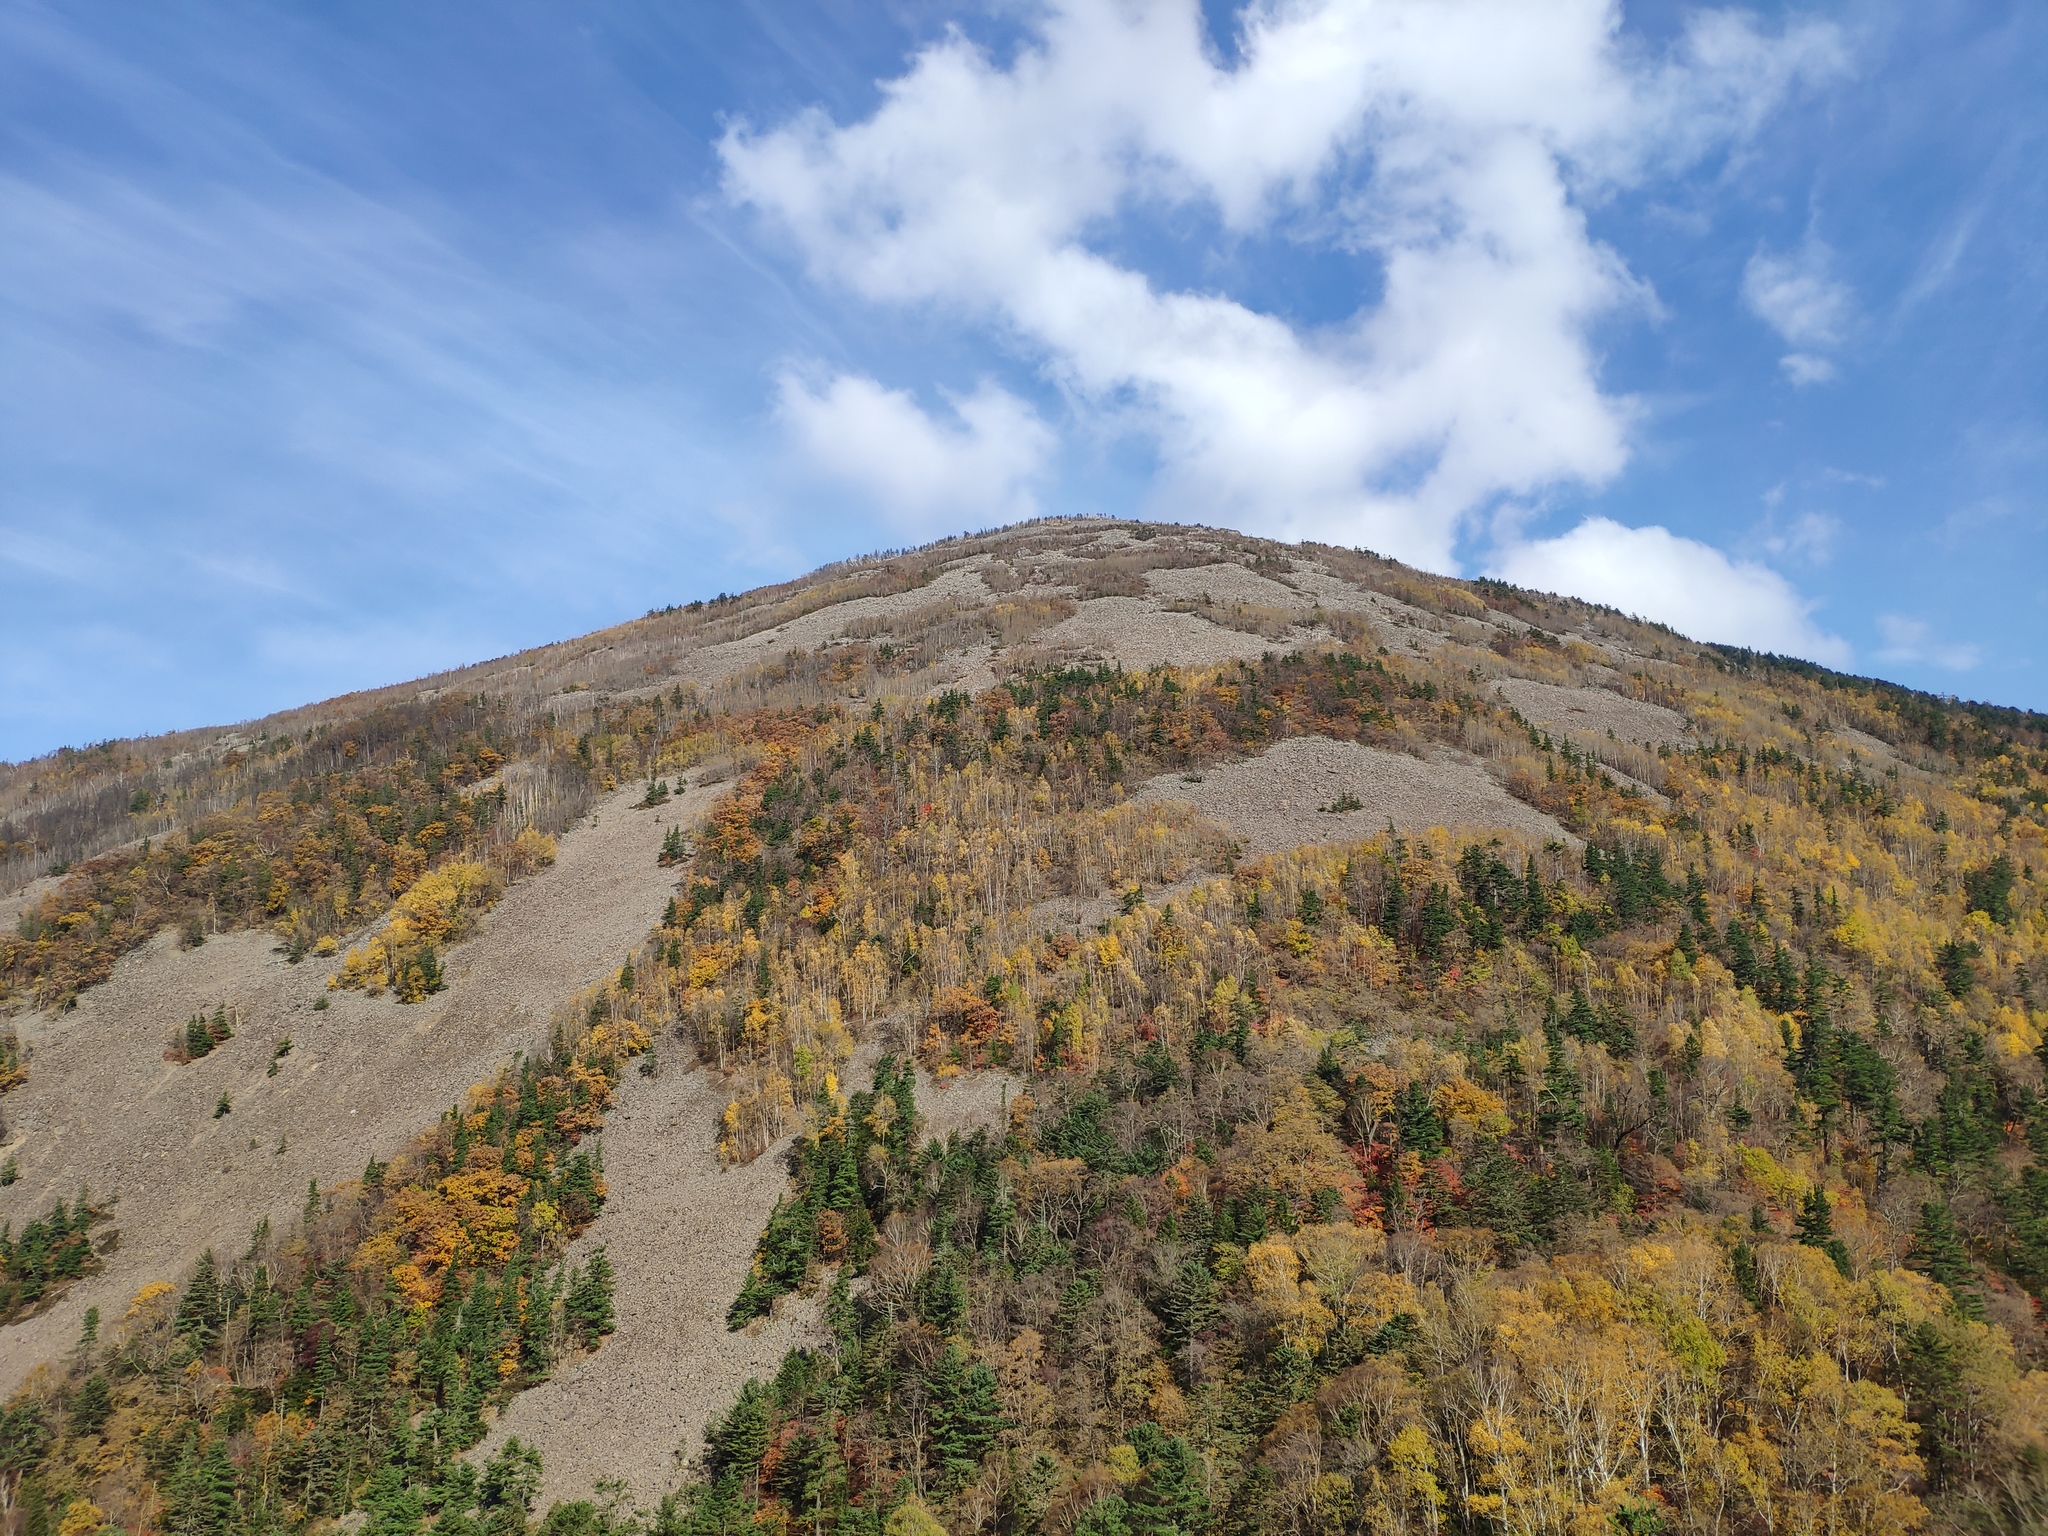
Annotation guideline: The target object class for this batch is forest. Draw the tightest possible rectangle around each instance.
[4,533,2048,1536]
[639,647,2046,1536]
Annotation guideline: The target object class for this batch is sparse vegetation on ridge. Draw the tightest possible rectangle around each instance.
[2,698,577,1014]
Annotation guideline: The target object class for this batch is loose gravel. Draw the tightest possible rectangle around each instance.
[1492,677,1690,749]
[1131,736,1573,854]
[0,781,691,1398]
[481,1053,1021,1509]
[1035,597,1285,670]
[1143,564,1310,610]
[682,563,995,687]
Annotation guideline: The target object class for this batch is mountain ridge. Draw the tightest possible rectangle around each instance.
[3,516,2046,1536]
[8,517,2040,902]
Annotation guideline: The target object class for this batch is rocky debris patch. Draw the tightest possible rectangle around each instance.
[1132,735,1573,855]
[1020,872,1216,937]
[1826,724,1911,772]
[0,873,72,934]
[1032,597,1287,671]
[1277,562,1462,647]
[475,1056,826,1510]
[1493,677,1691,749]
[682,562,997,687]
[0,779,690,1398]
[483,1050,1022,1510]
[1144,562,1309,611]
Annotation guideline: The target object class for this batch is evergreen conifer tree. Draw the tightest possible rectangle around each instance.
[1381,861,1404,934]
[518,1269,558,1376]
[72,1373,112,1437]
[1731,1243,1761,1307]
[1561,988,1601,1046]
[705,1379,773,1486]
[1393,1081,1445,1157]
[1725,922,1758,990]
[1937,937,1982,997]
[1903,1320,1976,1489]
[446,1372,487,1449]
[1794,1186,1833,1246]
[479,1438,543,1523]
[183,1430,239,1536]
[1685,865,1710,928]
[927,1343,1006,1485]
[1128,1427,1209,1536]
[361,1464,425,1536]
[176,1251,223,1345]
[1538,1012,1585,1142]
[1795,1187,1853,1278]
[1794,964,1844,1151]
[1464,1141,1530,1250]
[1517,855,1546,931]
[1909,1201,1983,1320]
[1417,883,1456,966]
[18,1475,47,1536]
[824,1139,862,1214]
[916,1253,969,1334]
[1158,1259,1217,1354]
[565,1248,616,1346]
[825,1270,859,1356]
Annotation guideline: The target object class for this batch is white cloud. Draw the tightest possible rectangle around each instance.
[1491,517,1851,665]
[1761,509,1841,564]
[1778,352,1837,385]
[724,0,1844,570]
[775,371,1054,531]
[1875,614,1981,671]
[1743,241,1852,385]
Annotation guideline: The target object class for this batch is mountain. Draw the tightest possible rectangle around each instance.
[2,517,2045,1536]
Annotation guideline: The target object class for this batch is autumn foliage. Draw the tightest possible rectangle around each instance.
[1,982,643,1536]
[7,530,2048,1536]
[648,639,2046,1536]
[2,698,546,1013]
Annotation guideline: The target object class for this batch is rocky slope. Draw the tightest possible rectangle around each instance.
[5,517,2043,1536]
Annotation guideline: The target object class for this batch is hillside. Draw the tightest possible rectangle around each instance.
[3,517,2046,1536]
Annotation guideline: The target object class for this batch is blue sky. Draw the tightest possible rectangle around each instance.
[2,0,2042,763]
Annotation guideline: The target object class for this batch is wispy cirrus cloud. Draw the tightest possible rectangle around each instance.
[1761,510,1843,565]
[1875,614,1981,671]
[1743,238,1853,385]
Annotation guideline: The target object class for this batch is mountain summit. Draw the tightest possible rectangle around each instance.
[3,518,2045,1535]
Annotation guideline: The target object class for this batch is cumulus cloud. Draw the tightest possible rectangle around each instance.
[724,0,1844,571]
[775,371,1054,531]
[1743,241,1852,385]
[1491,517,1851,665]
[1875,614,1981,671]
